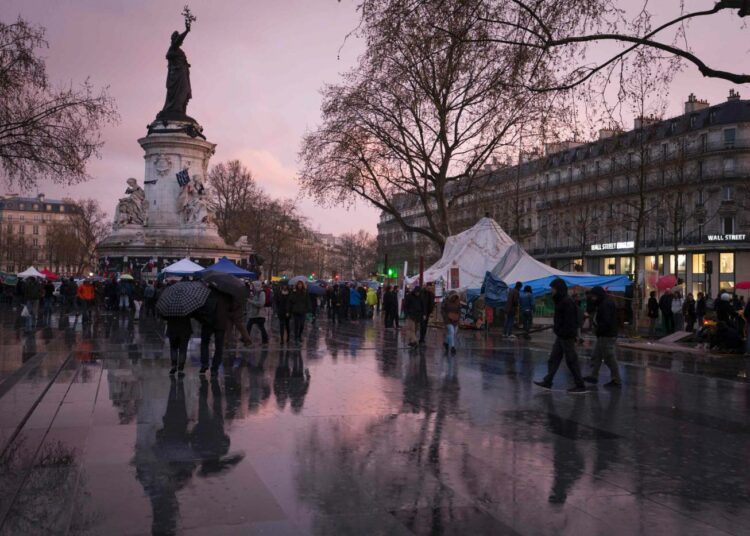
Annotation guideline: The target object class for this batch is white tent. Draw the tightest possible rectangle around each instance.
[18,266,45,279]
[411,217,584,289]
[162,258,204,276]
[410,217,516,289]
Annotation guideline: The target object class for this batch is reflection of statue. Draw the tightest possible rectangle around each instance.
[115,178,146,226]
[177,175,211,225]
[160,9,194,117]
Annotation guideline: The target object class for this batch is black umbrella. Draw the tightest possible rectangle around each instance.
[200,270,249,302]
[156,281,211,317]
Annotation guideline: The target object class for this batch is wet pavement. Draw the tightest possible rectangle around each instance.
[1,310,750,535]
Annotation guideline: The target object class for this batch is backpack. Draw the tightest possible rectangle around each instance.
[264,287,272,307]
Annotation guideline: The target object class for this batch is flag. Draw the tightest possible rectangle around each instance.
[176,169,190,187]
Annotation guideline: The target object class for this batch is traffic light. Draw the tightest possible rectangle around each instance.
[386,267,397,278]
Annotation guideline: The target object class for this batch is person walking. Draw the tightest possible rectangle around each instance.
[132,280,145,321]
[658,291,674,334]
[383,285,399,329]
[519,285,534,339]
[419,283,435,345]
[504,282,522,338]
[42,279,55,325]
[744,298,750,356]
[349,284,361,320]
[583,286,622,388]
[696,292,706,329]
[647,291,659,338]
[166,315,192,376]
[76,279,96,323]
[366,286,378,318]
[671,291,684,332]
[246,282,270,344]
[441,292,461,354]
[340,284,350,321]
[144,281,157,317]
[274,284,292,344]
[193,289,252,375]
[683,293,697,332]
[358,285,367,319]
[534,278,586,393]
[289,281,309,344]
[23,276,42,329]
[403,287,424,349]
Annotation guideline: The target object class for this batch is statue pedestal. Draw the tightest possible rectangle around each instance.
[98,118,251,275]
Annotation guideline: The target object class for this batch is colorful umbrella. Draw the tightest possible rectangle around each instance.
[656,274,677,291]
[120,274,134,280]
[735,281,750,290]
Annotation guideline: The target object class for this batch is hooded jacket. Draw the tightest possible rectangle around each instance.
[591,286,618,338]
[550,278,578,340]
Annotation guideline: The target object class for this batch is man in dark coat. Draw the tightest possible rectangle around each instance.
[383,285,399,329]
[583,286,622,387]
[658,291,674,334]
[404,287,424,348]
[418,283,435,345]
[192,289,251,374]
[534,278,586,393]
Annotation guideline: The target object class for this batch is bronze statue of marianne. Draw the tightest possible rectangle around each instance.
[160,9,194,118]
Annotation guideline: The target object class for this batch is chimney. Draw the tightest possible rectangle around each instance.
[634,114,659,130]
[728,89,741,101]
[685,93,709,113]
[37,193,45,202]
[598,128,619,140]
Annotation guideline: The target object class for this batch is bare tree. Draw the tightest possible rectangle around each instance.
[472,0,750,91]
[0,18,118,190]
[205,160,261,242]
[300,0,557,251]
[337,230,378,280]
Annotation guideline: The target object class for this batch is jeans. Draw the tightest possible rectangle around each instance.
[133,299,142,319]
[589,336,621,383]
[444,323,457,348]
[293,313,305,341]
[521,310,533,333]
[247,317,269,343]
[543,337,585,387]
[503,312,515,336]
[200,324,225,370]
[26,299,39,328]
[278,315,291,342]
[119,295,129,309]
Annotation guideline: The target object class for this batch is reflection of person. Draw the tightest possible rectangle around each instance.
[545,396,585,504]
[191,377,244,476]
[288,350,310,413]
[136,378,195,536]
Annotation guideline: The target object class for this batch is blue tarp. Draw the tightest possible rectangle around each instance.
[467,273,631,304]
[200,257,257,278]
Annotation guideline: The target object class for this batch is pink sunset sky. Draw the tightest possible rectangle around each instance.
[1,1,748,236]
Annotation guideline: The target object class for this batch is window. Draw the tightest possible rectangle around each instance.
[720,280,735,290]
[690,115,697,128]
[661,143,667,160]
[32,225,39,235]
[32,238,38,246]
[692,253,705,274]
[46,204,52,211]
[723,217,734,235]
[700,133,708,152]
[604,257,616,275]
[709,110,717,124]
[723,185,734,201]
[19,225,25,235]
[645,256,658,271]
[669,254,686,274]
[620,257,635,275]
[724,128,736,148]
[697,161,703,179]
[720,253,734,274]
[724,158,735,174]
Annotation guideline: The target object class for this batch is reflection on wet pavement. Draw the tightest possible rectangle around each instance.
[0,309,749,535]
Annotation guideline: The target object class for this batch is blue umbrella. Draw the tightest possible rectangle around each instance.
[308,283,326,296]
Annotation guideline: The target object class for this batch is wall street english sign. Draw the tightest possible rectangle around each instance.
[706,234,747,242]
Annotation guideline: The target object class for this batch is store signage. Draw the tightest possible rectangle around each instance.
[590,241,634,251]
[706,234,746,242]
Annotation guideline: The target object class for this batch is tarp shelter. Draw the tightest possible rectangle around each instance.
[18,266,45,279]
[410,217,517,290]
[519,274,632,298]
[201,257,257,278]
[162,258,204,276]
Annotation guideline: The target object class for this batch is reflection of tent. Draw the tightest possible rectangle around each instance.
[202,257,257,278]
[18,266,45,279]
[162,257,204,276]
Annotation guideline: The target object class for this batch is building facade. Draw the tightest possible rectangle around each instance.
[0,194,79,274]
[378,91,750,301]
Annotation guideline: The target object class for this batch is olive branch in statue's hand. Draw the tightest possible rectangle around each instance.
[182,5,196,30]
